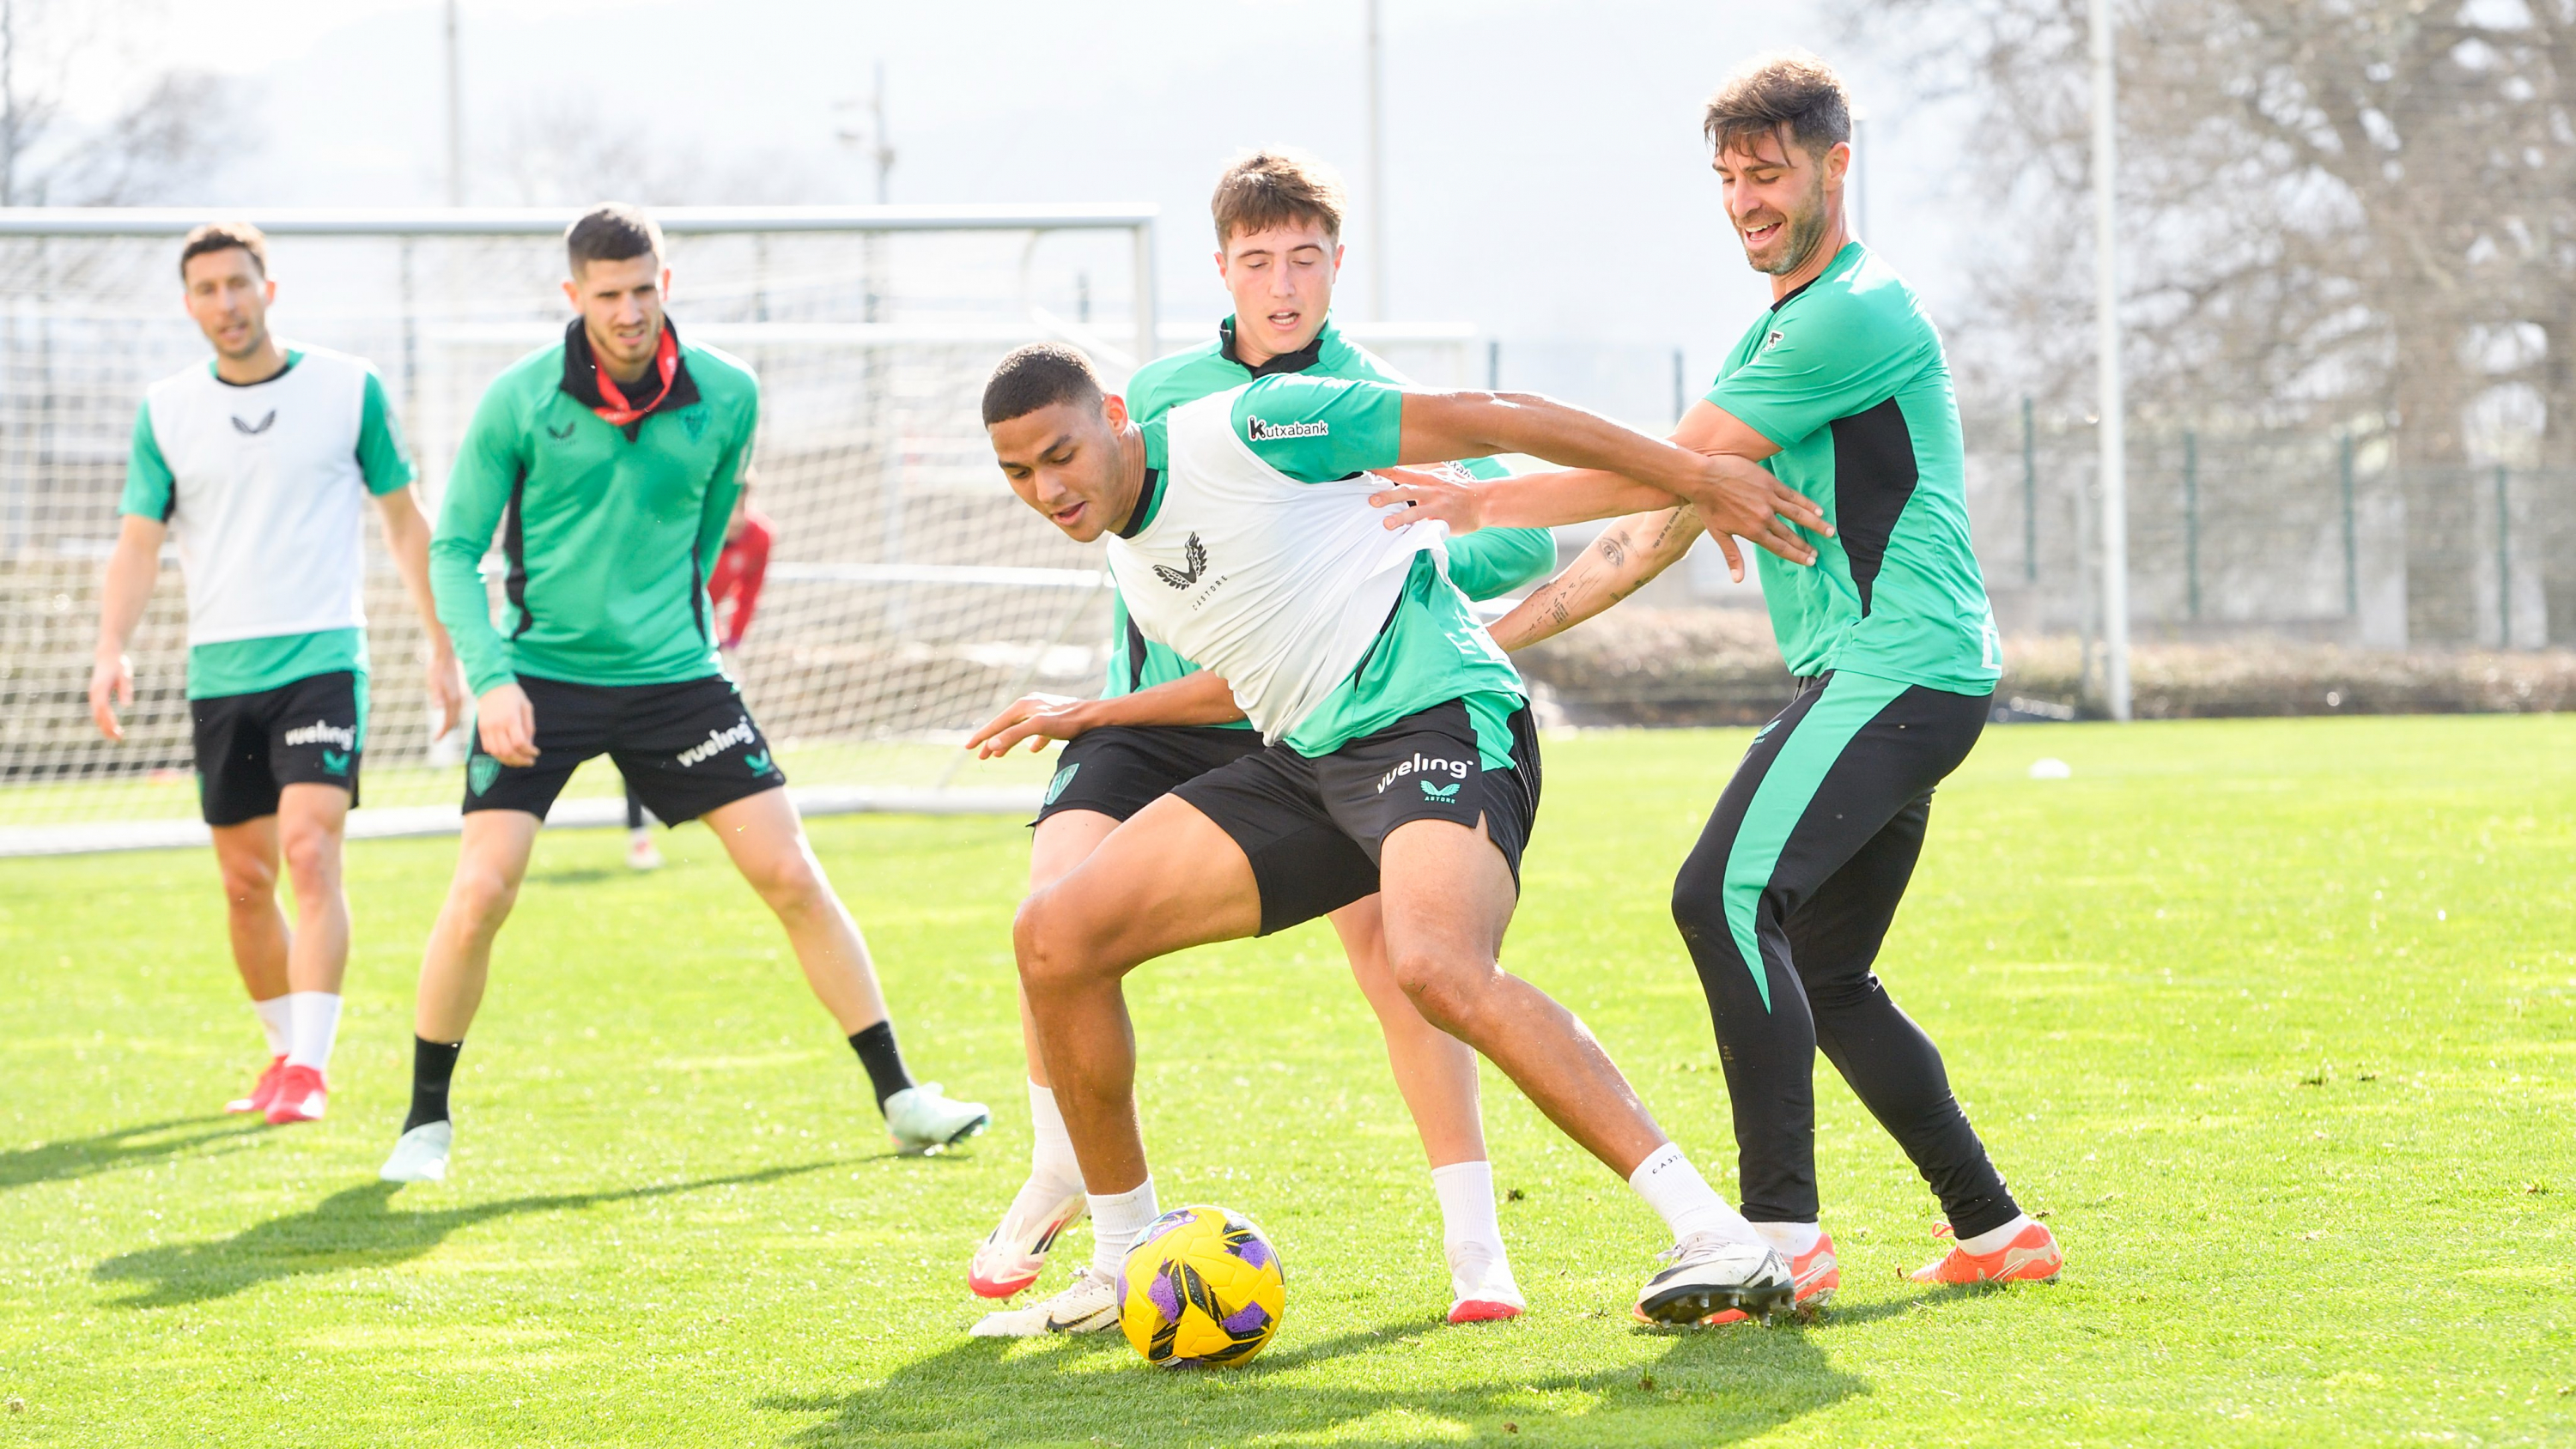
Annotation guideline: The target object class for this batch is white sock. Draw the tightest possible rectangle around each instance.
[1431,1160,1508,1264]
[1085,1178,1161,1279]
[1626,1143,1759,1246]
[284,991,342,1072]
[1751,1220,1822,1256]
[252,997,292,1058]
[1027,1081,1082,1191]
[1956,1213,2036,1256]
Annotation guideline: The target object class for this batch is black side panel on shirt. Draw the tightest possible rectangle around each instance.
[1125,611,1151,693]
[503,461,533,639]
[1826,397,1920,616]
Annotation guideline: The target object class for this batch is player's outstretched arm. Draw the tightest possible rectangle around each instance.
[1374,397,1825,575]
[1487,506,1705,652]
[377,488,465,741]
[87,513,165,742]
[969,671,1245,759]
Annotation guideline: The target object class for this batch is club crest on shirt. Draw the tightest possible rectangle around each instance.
[1153,533,1209,590]
[231,411,277,436]
[682,407,709,441]
[546,421,577,442]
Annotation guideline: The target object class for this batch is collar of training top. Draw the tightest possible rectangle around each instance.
[561,317,702,437]
[1218,316,1329,378]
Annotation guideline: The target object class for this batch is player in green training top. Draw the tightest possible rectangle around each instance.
[1380,52,2066,1302]
[960,151,1554,1331]
[88,221,460,1127]
[379,205,989,1185]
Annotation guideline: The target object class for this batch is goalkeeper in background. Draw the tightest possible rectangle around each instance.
[626,472,773,870]
[88,221,462,1127]
[380,203,988,1184]
[962,150,1558,1331]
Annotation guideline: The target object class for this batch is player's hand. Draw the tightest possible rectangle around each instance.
[1678,454,1829,579]
[425,649,467,742]
[1367,466,1487,535]
[475,682,539,767]
[87,652,134,743]
[968,693,1096,759]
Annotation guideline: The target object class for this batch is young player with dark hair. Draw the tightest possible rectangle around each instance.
[380,203,987,1183]
[88,221,461,1125]
[979,340,1834,1331]
[962,149,1558,1331]
[1377,51,2066,1305]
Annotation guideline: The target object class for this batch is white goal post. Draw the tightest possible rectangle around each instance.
[0,205,1163,852]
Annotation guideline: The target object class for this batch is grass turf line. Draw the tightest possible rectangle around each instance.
[1,715,2571,1446]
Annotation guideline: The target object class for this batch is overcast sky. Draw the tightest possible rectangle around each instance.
[85,0,1977,418]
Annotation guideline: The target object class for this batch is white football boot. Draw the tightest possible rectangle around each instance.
[969,1179,1089,1298]
[1632,1232,1795,1325]
[380,1120,453,1184]
[884,1082,992,1155]
[1446,1243,1527,1324]
[968,1264,1121,1337]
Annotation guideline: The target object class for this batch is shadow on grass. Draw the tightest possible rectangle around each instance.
[92,1157,843,1308]
[764,1312,1872,1447]
[1,1115,266,1192]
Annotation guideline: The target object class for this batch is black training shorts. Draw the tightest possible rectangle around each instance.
[1172,698,1540,937]
[463,674,782,825]
[1038,723,1381,934]
[191,670,366,827]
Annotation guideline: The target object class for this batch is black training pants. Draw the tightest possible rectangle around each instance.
[1670,670,2020,1237]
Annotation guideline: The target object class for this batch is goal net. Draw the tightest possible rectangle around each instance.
[0,205,1182,851]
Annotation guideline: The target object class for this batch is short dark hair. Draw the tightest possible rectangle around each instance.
[179,221,269,281]
[1211,149,1347,247]
[1703,52,1851,162]
[982,343,1103,427]
[566,203,664,276]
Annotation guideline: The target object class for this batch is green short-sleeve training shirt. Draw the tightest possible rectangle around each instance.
[1105,317,1554,716]
[1129,373,1528,766]
[1704,243,1999,694]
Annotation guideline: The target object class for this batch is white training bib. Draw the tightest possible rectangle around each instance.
[1105,387,1445,742]
[143,344,379,648]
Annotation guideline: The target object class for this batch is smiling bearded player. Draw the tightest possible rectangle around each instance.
[1375,52,2066,1303]
[962,149,1558,1331]
[977,339,1838,1332]
[378,203,988,1184]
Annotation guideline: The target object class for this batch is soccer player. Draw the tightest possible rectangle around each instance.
[379,204,988,1184]
[1378,53,2066,1300]
[961,150,1558,1329]
[980,341,1835,1331]
[88,221,460,1126]
[625,475,771,872]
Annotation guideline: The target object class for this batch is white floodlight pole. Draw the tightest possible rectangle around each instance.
[2090,0,2132,721]
[1365,0,1388,321]
[442,0,465,206]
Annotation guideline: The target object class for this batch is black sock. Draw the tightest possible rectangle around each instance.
[848,1022,914,1113]
[404,1036,463,1133]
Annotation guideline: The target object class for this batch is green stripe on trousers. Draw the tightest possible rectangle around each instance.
[1720,670,1910,1011]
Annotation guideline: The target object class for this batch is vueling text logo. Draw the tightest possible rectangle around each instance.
[1376,752,1470,795]
[678,716,756,767]
[284,719,356,750]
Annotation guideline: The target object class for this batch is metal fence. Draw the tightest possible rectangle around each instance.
[1967,404,2576,653]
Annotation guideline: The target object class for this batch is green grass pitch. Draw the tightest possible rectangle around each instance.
[3,716,2571,1446]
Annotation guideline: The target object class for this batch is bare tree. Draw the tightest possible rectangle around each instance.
[1,0,251,206]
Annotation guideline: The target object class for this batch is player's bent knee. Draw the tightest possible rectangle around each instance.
[219,857,278,906]
[278,828,338,889]
[1012,887,1115,992]
[1388,951,1498,1037]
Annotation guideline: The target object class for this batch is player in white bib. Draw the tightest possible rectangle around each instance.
[88,221,462,1125]
[981,343,1837,1326]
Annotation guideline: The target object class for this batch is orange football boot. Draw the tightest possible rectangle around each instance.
[1909,1219,2063,1284]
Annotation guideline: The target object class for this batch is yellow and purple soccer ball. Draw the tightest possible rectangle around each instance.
[1116,1204,1285,1367]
